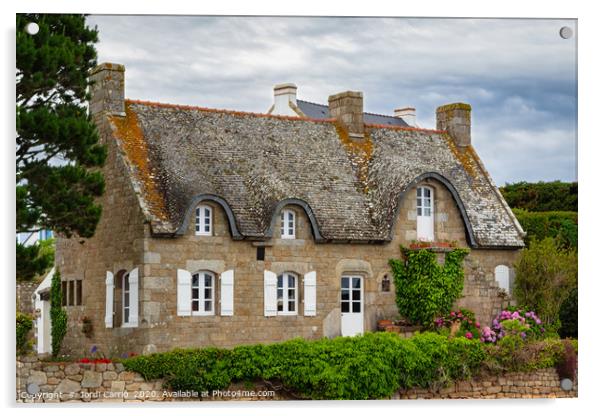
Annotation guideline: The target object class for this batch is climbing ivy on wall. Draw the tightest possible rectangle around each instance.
[50,268,67,357]
[389,247,469,326]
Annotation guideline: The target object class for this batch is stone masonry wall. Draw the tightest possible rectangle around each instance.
[17,281,37,314]
[17,357,576,402]
[396,368,577,399]
[56,148,519,355]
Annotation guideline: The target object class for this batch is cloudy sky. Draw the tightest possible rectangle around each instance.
[87,15,577,185]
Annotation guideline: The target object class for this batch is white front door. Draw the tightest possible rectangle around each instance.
[416,186,434,241]
[341,276,364,336]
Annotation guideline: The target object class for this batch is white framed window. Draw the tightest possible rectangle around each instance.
[122,272,131,325]
[416,186,435,241]
[191,271,215,315]
[195,204,212,236]
[280,209,295,239]
[495,265,511,294]
[277,272,298,315]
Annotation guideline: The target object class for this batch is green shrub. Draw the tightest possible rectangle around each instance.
[16,312,33,354]
[513,209,578,248]
[499,181,577,212]
[50,269,67,357]
[513,238,577,327]
[559,287,578,339]
[483,337,565,374]
[124,332,486,400]
[389,247,469,326]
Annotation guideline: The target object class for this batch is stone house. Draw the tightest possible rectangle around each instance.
[52,62,524,356]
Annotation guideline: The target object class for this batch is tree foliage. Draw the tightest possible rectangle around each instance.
[389,247,469,326]
[16,237,54,281]
[50,268,67,357]
[16,14,106,238]
[499,181,577,212]
[513,238,577,327]
[513,209,578,249]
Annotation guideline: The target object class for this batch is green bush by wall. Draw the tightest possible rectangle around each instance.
[16,312,33,355]
[389,247,469,326]
[125,332,488,400]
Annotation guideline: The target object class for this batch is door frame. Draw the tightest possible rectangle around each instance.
[340,274,364,337]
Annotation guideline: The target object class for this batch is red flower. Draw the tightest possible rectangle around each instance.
[465,332,473,339]
[79,358,90,363]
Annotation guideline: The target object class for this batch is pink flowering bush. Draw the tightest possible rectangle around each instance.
[434,308,480,340]
[483,308,546,343]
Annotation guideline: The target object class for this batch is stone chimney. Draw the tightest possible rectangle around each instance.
[436,103,471,147]
[394,107,416,127]
[89,63,125,119]
[270,83,298,116]
[328,91,364,138]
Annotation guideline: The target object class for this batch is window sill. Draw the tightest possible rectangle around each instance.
[191,312,215,317]
[120,323,138,329]
[276,312,298,316]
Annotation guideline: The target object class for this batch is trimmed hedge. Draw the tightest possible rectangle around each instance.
[125,332,498,400]
[513,209,577,248]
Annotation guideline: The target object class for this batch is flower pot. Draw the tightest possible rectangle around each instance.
[384,325,401,333]
[377,319,393,331]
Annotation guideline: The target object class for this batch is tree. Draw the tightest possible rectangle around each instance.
[499,181,577,212]
[513,238,577,328]
[17,14,106,280]
[16,237,54,281]
[50,269,67,357]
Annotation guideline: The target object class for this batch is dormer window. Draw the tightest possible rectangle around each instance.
[195,204,212,236]
[280,209,295,239]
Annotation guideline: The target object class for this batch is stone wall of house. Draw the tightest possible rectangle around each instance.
[17,281,37,314]
[54,113,148,356]
[16,357,576,402]
[56,157,520,355]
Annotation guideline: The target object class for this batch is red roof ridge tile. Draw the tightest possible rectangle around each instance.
[125,99,336,124]
[365,123,445,134]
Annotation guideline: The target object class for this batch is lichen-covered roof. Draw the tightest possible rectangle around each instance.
[108,99,524,247]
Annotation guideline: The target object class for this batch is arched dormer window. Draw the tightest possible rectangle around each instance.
[195,204,212,236]
[280,209,296,239]
[416,186,434,241]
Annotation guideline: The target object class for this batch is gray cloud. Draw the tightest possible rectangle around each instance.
[88,15,577,184]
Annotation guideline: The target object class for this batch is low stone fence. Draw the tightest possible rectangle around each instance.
[396,368,577,399]
[17,356,576,402]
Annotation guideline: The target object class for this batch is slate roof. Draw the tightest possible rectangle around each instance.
[296,99,409,127]
[107,99,525,248]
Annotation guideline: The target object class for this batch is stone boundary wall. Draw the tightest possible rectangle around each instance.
[396,368,577,399]
[17,356,576,403]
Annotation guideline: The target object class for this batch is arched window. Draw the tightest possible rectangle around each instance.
[276,272,298,315]
[191,271,215,315]
[495,265,511,294]
[280,209,296,239]
[195,204,212,236]
[416,186,434,241]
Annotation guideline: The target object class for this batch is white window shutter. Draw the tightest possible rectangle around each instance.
[304,271,317,316]
[220,269,234,316]
[177,269,192,316]
[264,270,277,317]
[128,268,139,327]
[105,271,114,328]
